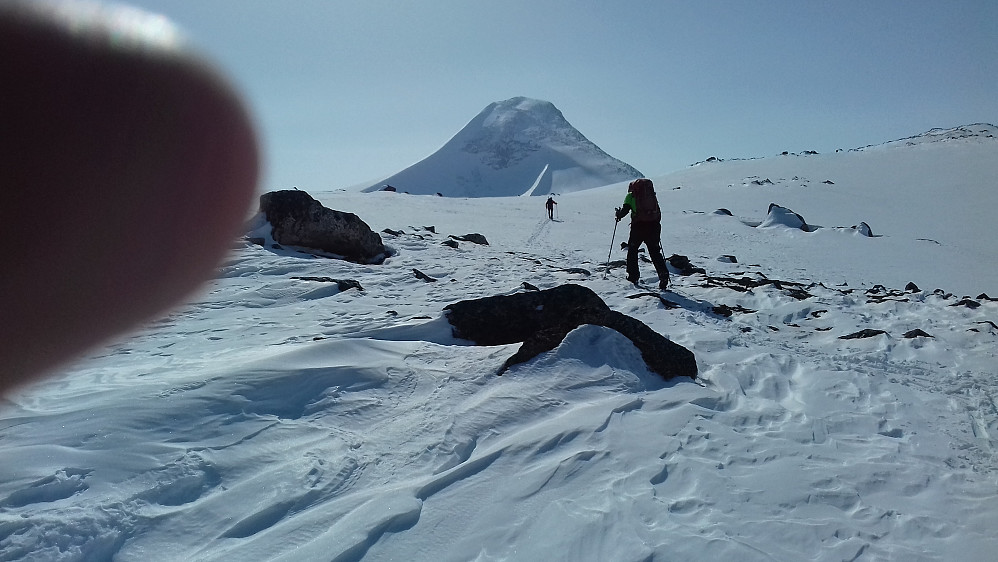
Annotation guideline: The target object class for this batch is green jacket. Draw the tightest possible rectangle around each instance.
[616,192,637,220]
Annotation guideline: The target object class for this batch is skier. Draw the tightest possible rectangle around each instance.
[545,196,557,220]
[614,178,670,289]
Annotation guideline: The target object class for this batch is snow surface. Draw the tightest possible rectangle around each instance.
[1,126,997,561]
[361,97,642,198]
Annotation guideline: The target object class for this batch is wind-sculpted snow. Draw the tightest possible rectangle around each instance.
[1,130,997,560]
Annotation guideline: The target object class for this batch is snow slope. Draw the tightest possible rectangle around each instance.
[1,126,996,561]
[361,97,642,197]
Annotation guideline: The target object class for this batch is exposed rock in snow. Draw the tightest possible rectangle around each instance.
[444,284,697,381]
[759,203,809,231]
[839,328,889,339]
[666,254,706,276]
[862,123,998,150]
[258,190,386,263]
[449,233,489,245]
[363,97,642,197]
[852,221,873,237]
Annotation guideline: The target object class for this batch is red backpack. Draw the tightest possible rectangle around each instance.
[629,178,661,223]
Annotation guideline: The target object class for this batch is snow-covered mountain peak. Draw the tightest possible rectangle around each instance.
[473,97,574,144]
[363,97,642,197]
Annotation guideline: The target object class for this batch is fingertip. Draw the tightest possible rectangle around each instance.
[0,3,260,393]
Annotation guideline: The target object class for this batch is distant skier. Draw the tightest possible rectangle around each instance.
[545,196,558,220]
[615,178,670,289]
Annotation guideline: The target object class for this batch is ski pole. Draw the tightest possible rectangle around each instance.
[603,219,618,279]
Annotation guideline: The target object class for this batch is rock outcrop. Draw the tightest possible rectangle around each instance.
[444,284,697,381]
[259,190,386,263]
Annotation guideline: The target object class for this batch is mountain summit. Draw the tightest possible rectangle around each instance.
[364,97,643,197]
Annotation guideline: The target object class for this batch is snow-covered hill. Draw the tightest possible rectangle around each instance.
[1,124,996,561]
[361,97,642,197]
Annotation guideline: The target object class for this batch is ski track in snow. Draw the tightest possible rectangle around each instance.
[2,140,998,561]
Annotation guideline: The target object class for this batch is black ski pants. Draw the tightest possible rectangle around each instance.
[626,221,670,285]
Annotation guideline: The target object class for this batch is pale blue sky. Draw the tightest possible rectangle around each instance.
[126,0,996,192]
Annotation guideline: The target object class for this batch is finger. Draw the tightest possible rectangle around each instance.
[0,3,259,393]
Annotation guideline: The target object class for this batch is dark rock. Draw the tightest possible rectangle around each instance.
[713,208,733,216]
[562,268,591,276]
[667,254,706,276]
[864,284,910,303]
[903,329,933,338]
[701,274,812,301]
[382,228,404,237]
[718,255,737,263]
[449,233,489,245]
[712,305,733,317]
[413,269,436,282]
[259,190,386,264]
[839,329,888,340]
[336,279,364,292]
[442,239,459,248]
[522,282,540,291]
[444,284,697,381]
[977,293,996,301]
[381,184,397,192]
[823,180,835,185]
[291,276,363,292]
[445,284,606,346]
[423,226,436,234]
[905,282,921,293]
[951,299,981,309]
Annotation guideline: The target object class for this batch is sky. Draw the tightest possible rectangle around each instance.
[121,0,998,192]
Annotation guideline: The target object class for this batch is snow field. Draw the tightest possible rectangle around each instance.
[1,135,997,560]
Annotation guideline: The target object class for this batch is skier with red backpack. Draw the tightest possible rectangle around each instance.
[614,178,671,289]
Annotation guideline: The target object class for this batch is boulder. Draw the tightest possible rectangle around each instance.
[449,233,489,245]
[666,254,706,276]
[839,329,888,340]
[444,284,697,381]
[760,203,808,231]
[259,190,386,263]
